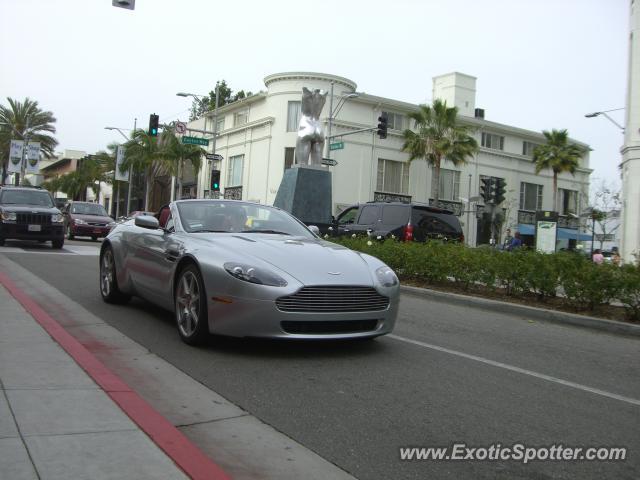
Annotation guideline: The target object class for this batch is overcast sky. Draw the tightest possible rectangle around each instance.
[0,0,629,190]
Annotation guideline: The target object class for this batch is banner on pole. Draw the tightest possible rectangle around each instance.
[25,142,41,174]
[8,140,24,174]
[115,146,129,182]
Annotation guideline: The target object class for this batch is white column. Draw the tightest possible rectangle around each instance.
[621,0,640,263]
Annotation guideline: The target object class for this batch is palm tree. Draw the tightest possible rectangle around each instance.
[158,131,205,200]
[402,99,478,207]
[121,129,162,210]
[0,97,58,184]
[532,129,588,212]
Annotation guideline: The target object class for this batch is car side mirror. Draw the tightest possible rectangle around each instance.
[308,225,320,236]
[135,215,160,230]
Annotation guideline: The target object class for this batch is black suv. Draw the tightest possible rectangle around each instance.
[0,186,65,248]
[331,201,464,242]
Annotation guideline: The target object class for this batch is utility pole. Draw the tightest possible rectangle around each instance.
[125,118,136,214]
[326,81,335,160]
[18,121,30,186]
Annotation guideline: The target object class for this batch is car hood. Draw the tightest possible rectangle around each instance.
[199,234,375,286]
[0,204,59,214]
[71,213,113,223]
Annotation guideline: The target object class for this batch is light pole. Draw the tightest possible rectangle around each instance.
[585,108,625,132]
[105,119,136,216]
[177,86,219,198]
[326,81,359,159]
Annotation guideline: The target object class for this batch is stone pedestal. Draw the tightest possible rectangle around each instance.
[273,165,332,224]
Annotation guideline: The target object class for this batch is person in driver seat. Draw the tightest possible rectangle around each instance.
[227,208,247,232]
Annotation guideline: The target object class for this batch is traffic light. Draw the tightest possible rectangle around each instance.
[377,112,388,139]
[480,177,494,203]
[494,178,507,204]
[211,169,221,192]
[148,114,159,137]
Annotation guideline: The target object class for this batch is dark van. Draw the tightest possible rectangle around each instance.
[331,201,464,242]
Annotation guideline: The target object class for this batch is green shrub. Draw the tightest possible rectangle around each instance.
[558,255,621,310]
[617,265,640,321]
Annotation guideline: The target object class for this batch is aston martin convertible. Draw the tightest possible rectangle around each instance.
[99,200,400,345]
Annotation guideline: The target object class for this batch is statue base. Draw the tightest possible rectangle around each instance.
[273,165,332,225]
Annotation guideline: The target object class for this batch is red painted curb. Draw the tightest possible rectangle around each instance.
[0,271,231,480]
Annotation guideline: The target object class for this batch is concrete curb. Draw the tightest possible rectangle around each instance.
[400,285,640,337]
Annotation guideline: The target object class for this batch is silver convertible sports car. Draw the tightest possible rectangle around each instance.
[99,200,400,345]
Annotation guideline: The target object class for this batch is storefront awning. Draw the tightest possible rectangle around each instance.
[517,224,591,241]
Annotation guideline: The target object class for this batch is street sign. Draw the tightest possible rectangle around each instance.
[206,153,224,161]
[329,142,344,151]
[175,121,187,134]
[182,136,209,146]
[321,158,338,166]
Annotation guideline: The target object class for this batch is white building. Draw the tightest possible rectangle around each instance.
[185,71,591,247]
[621,0,640,262]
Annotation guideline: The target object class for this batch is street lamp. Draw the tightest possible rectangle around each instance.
[326,81,359,159]
[105,120,136,217]
[584,108,625,132]
[176,87,220,199]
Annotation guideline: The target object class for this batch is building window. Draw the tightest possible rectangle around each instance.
[520,182,543,211]
[481,132,504,150]
[287,102,301,132]
[438,169,460,201]
[377,158,409,194]
[522,141,540,156]
[233,109,248,127]
[227,154,244,187]
[382,111,405,130]
[284,147,295,171]
[559,188,578,215]
[216,116,225,133]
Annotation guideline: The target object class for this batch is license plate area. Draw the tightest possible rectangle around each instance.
[93,228,102,233]
[28,224,42,232]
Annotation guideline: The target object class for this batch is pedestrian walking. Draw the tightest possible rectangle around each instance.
[507,231,522,251]
[592,249,604,265]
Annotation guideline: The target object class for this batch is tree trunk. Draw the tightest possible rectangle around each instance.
[176,159,183,200]
[552,173,558,212]
[144,167,151,211]
[431,159,441,208]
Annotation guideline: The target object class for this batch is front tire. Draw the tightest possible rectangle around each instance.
[52,238,64,249]
[100,246,130,304]
[175,264,209,345]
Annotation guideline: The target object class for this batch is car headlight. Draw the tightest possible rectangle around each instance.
[51,214,64,223]
[108,221,116,228]
[224,262,287,287]
[74,218,87,225]
[1,211,16,221]
[375,266,398,287]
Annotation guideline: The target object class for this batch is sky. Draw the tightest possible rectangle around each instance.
[0,0,629,192]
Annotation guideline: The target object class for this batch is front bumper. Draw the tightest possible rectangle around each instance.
[71,224,111,238]
[205,293,399,339]
[0,222,64,241]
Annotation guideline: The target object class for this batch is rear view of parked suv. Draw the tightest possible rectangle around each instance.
[331,201,464,242]
[0,186,65,248]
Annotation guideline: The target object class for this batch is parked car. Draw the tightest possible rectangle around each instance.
[0,186,65,248]
[62,201,116,241]
[330,201,464,242]
[129,210,156,218]
[100,200,400,345]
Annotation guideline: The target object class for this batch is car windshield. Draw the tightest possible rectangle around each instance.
[0,189,54,207]
[71,203,108,216]
[176,201,314,238]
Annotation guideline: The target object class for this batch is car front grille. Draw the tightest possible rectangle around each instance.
[16,213,51,225]
[276,286,390,313]
[281,319,379,334]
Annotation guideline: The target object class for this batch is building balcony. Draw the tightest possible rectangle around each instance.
[223,186,243,200]
[428,199,464,217]
[373,191,412,203]
[517,210,579,229]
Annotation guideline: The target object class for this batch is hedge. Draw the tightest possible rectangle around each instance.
[328,236,640,321]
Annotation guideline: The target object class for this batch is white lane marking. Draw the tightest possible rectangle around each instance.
[0,246,99,255]
[388,334,640,407]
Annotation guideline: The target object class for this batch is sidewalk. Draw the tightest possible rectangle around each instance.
[0,281,227,480]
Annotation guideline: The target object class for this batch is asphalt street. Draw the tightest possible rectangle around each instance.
[2,239,639,480]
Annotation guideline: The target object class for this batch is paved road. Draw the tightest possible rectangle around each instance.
[2,241,639,479]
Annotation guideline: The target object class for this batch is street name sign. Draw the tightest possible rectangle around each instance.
[206,153,224,161]
[182,136,209,146]
[321,158,338,166]
[329,142,344,151]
